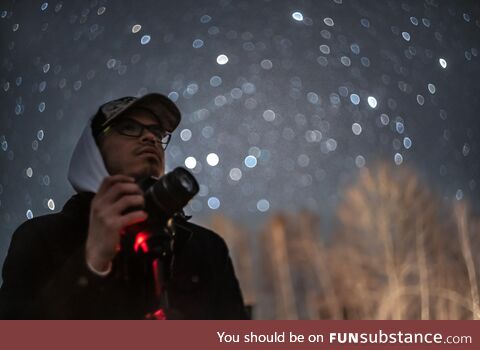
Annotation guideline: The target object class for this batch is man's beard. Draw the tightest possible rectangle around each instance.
[135,159,164,181]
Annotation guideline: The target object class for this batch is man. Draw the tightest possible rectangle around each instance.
[0,93,247,319]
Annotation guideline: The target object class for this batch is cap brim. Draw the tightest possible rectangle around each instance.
[119,93,181,132]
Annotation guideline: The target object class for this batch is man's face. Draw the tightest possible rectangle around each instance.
[99,108,168,180]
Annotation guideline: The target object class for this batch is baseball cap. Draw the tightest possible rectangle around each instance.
[91,93,181,139]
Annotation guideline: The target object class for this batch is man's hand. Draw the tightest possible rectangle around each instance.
[85,175,148,273]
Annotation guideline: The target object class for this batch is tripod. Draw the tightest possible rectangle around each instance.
[121,218,176,320]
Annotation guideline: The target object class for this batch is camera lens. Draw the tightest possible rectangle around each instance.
[178,172,194,193]
[145,167,199,217]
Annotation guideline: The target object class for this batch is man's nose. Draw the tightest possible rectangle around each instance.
[140,128,158,144]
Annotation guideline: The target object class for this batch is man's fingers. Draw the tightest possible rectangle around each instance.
[119,210,148,228]
[99,182,143,205]
[110,194,145,215]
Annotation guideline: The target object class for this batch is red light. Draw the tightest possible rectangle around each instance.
[134,231,150,253]
[153,309,167,320]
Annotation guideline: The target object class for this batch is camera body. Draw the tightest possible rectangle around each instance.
[138,166,199,226]
[122,166,199,255]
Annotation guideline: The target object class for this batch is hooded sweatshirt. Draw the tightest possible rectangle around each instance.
[0,118,247,319]
[68,120,110,193]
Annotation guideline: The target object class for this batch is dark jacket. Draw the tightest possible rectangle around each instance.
[0,192,247,319]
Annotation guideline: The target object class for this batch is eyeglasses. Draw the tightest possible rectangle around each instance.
[102,118,172,150]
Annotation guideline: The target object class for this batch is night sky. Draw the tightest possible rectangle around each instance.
[1,0,479,274]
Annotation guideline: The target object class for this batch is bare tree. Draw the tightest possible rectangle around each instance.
[331,162,476,319]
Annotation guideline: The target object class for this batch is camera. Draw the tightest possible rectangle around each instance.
[121,166,199,256]
[119,167,199,317]
[137,166,200,225]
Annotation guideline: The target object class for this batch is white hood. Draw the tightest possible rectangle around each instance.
[67,121,109,193]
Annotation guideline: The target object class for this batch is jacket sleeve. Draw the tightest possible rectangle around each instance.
[37,244,117,319]
[0,219,115,319]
